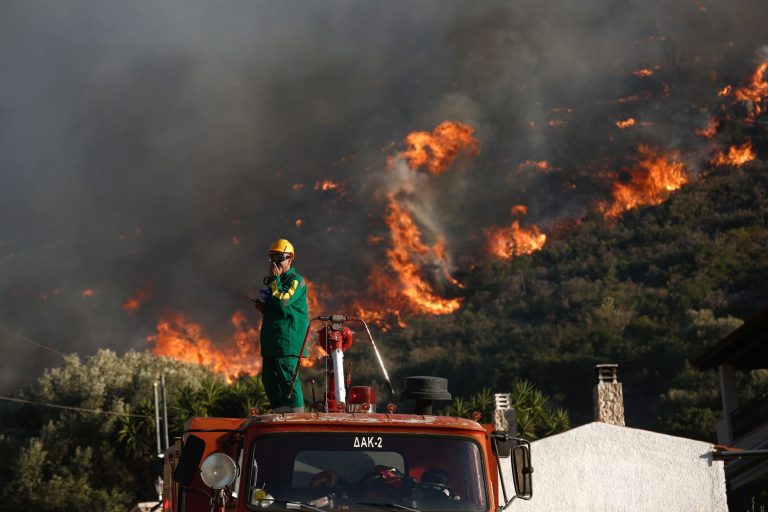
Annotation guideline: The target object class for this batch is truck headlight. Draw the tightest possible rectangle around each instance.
[200,453,238,489]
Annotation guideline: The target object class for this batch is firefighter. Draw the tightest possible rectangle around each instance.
[255,238,309,413]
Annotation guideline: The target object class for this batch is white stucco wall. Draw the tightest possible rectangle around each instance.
[500,422,727,512]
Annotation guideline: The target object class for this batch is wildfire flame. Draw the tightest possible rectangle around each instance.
[517,160,550,172]
[695,118,718,138]
[315,179,343,191]
[397,121,479,175]
[732,60,768,119]
[122,282,154,313]
[81,288,96,298]
[149,311,261,383]
[488,205,547,259]
[300,343,328,368]
[303,278,326,320]
[353,266,410,331]
[633,69,654,77]
[616,118,636,129]
[712,142,756,166]
[356,121,478,326]
[382,194,462,315]
[600,145,688,218]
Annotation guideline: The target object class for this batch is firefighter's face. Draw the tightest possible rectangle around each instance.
[269,252,292,270]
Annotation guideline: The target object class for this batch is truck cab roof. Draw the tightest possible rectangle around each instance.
[183,413,488,434]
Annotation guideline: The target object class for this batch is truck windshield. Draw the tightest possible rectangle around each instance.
[247,434,488,512]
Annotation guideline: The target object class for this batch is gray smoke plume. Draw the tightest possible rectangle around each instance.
[1,0,766,390]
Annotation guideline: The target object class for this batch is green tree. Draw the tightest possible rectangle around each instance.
[0,349,270,510]
[443,381,570,440]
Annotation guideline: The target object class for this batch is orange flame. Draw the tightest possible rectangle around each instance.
[295,219,303,228]
[81,288,96,298]
[600,146,688,218]
[382,194,462,315]
[517,160,549,172]
[511,204,528,216]
[315,179,343,191]
[149,311,261,383]
[712,142,756,166]
[303,278,327,319]
[122,282,154,313]
[398,121,479,175]
[488,205,547,259]
[695,118,718,138]
[718,85,732,97]
[353,266,410,331]
[616,118,636,129]
[356,121,477,325]
[634,69,654,77]
[733,60,768,120]
[300,343,328,368]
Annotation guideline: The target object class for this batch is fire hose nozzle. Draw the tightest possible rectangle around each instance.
[316,315,348,322]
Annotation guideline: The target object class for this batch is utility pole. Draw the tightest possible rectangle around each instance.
[153,380,164,503]
[153,381,162,458]
[161,374,169,451]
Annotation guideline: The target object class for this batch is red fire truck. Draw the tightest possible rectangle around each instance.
[161,316,533,512]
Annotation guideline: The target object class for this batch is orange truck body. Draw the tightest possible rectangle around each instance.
[162,413,505,512]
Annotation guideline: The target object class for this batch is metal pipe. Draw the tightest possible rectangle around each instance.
[712,449,768,460]
[350,317,395,395]
[161,374,169,451]
[331,348,346,405]
[153,381,162,458]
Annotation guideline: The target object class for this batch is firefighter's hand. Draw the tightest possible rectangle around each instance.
[269,262,283,277]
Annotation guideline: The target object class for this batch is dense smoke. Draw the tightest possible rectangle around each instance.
[1,0,766,390]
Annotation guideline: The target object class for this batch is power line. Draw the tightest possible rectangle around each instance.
[0,395,152,419]
[0,326,66,357]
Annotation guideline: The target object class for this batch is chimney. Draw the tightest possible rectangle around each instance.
[593,364,625,426]
[493,393,517,438]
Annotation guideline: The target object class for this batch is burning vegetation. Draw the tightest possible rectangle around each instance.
[148,311,261,383]
[487,205,548,259]
[719,58,768,122]
[712,142,757,167]
[600,146,689,218]
[397,121,479,175]
[58,53,768,382]
[122,282,154,313]
[381,194,462,315]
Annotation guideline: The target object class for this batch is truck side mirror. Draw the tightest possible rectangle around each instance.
[511,442,532,499]
[173,435,206,486]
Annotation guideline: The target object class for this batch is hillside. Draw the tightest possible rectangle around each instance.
[1,162,766,511]
[377,160,768,440]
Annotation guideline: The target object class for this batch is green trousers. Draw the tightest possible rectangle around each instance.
[262,356,304,410]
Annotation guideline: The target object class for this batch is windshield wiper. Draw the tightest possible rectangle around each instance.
[355,502,421,512]
[260,498,326,512]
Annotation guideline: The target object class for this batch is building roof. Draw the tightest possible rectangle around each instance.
[691,307,768,370]
[511,422,726,511]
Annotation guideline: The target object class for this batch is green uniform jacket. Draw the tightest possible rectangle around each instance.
[260,267,309,358]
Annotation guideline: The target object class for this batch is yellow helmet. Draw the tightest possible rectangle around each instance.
[268,238,295,255]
